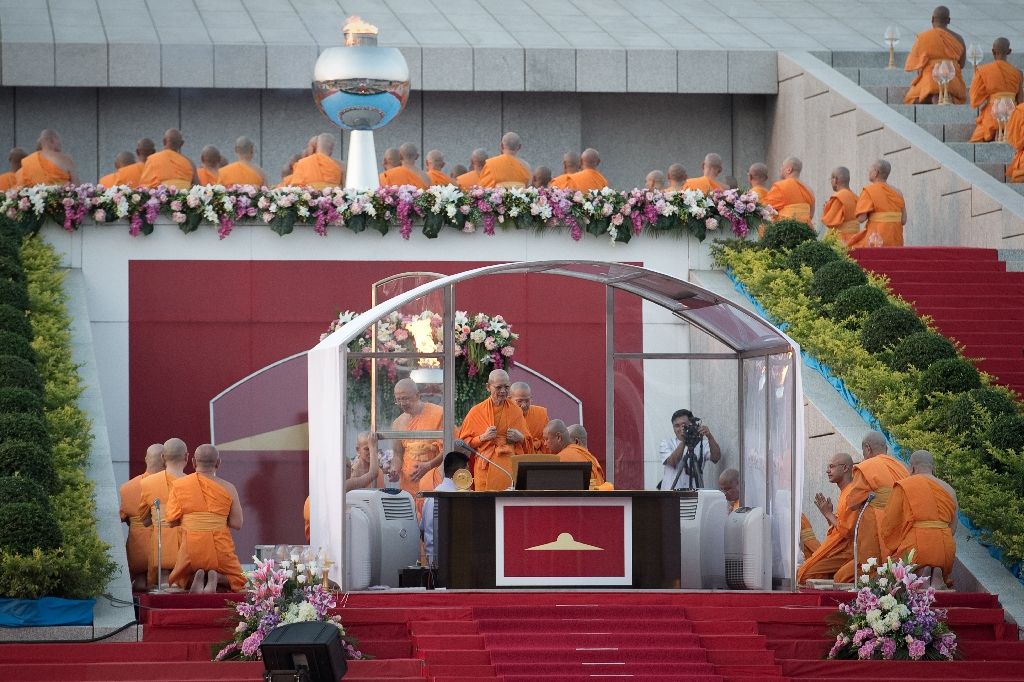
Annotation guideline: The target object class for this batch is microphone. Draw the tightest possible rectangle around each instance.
[852,491,876,586]
[454,438,515,490]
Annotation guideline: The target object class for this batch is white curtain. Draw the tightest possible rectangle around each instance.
[308,339,346,586]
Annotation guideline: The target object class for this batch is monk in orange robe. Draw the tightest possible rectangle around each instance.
[510,381,549,452]
[644,170,667,190]
[106,138,153,187]
[719,468,740,513]
[832,432,910,583]
[798,452,856,583]
[532,166,553,188]
[568,148,610,191]
[765,156,815,226]
[99,151,135,187]
[379,143,429,188]
[821,166,860,244]
[903,6,967,105]
[664,163,688,192]
[277,154,301,187]
[881,450,957,585]
[165,445,245,593]
[682,153,726,194]
[218,136,267,187]
[550,152,580,189]
[543,419,606,488]
[140,129,198,189]
[119,444,165,589]
[392,379,444,515]
[303,432,383,541]
[289,133,343,188]
[1007,102,1024,181]
[479,132,531,189]
[0,147,26,191]
[458,368,534,491]
[847,160,907,248]
[800,513,821,560]
[969,39,1023,142]
[16,129,78,186]
[378,147,400,186]
[425,149,455,186]
[456,148,487,190]
[196,145,221,185]
[138,437,189,587]
[747,163,769,202]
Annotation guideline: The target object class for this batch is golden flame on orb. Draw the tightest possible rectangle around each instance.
[342,16,379,35]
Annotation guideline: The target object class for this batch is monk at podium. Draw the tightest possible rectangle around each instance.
[542,419,606,487]
[140,129,197,189]
[380,143,429,188]
[1007,101,1024,181]
[765,156,815,226]
[456,149,487,190]
[797,452,855,583]
[425,149,455,186]
[682,153,726,194]
[139,437,189,587]
[848,160,907,248]
[218,136,266,187]
[821,166,859,244]
[969,38,1022,142]
[196,145,221,186]
[479,132,530,189]
[166,444,245,593]
[510,381,548,452]
[289,133,343,188]
[99,151,135,188]
[0,147,26,190]
[568,148,609,192]
[392,378,443,514]
[16,130,77,186]
[550,152,580,189]
[458,369,533,491]
[119,443,165,589]
[903,6,966,105]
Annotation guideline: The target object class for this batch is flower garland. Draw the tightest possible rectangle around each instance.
[2,183,774,244]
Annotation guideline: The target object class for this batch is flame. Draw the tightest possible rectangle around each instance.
[342,16,379,35]
[406,318,439,368]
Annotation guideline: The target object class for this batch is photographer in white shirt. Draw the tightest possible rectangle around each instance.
[658,409,721,490]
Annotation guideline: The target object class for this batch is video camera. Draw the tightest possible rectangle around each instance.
[682,416,703,449]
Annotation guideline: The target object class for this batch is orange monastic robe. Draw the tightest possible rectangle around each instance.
[458,398,534,491]
[550,173,573,189]
[522,405,549,452]
[800,513,821,560]
[380,166,428,189]
[479,155,530,189]
[833,454,910,583]
[847,183,906,248]
[428,169,455,186]
[396,402,444,512]
[797,484,855,583]
[682,176,725,194]
[219,162,264,187]
[0,172,16,191]
[881,475,956,579]
[99,172,117,188]
[821,188,860,244]
[568,168,610,192]
[749,185,769,202]
[765,178,815,225]
[303,496,311,543]
[1006,103,1024,182]
[112,161,144,187]
[969,61,1023,142]
[290,152,342,189]
[119,473,152,579]
[558,443,606,487]
[140,149,194,189]
[165,473,246,592]
[197,167,219,186]
[138,471,182,587]
[903,28,966,104]
[456,170,480,190]
[16,152,71,186]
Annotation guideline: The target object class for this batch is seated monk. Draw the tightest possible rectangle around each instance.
[450,163,468,179]
[289,133,344,189]
[112,138,155,187]
[278,154,302,187]
[119,444,165,590]
[197,145,220,185]
[380,143,429,188]
[140,129,198,189]
[458,369,533,491]
[99,151,136,187]
[765,156,815,226]
[881,450,957,586]
[969,38,1023,142]
[166,444,245,593]
[479,132,530,188]
[747,163,769,202]
[378,147,400,186]
[138,437,189,587]
[425,149,455,186]
[0,147,26,191]
[457,148,488,190]
[1006,101,1024,182]
[303,432,383,541]
[645,170,667,191]
[550,152,580,189]
[903,6,967,104]
[568,148,610,191]
[847,160,907,248]
[797,452,855,583]
[510,382,548,452]
[682,153,726,194]
[801,513,821,560]
[543,419,606,487]
[16,129,78,186]
[665,163,688,192]
[531,165,552,188]
[718,468,740,513]
[219,136,267,187]
[392,379,444,517]
[821,166,860,245]
[567,423,588,449]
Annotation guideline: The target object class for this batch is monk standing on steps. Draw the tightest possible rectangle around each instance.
[140,129,197,189]
[568,148,610,192]
[139,437,189,588]
[392,378,444,516]
[903,5,967,105]
[458,369,533,491]
[0,147,26,190]
[881,450,957,587]
[550,152,580,189]
[820,166,860,245]
[797,452,855,583]
[218,136,267,187]
[765,156,815,226]
[425,149,454,186]
[682,153,726,194]
[510,381,549,453]
[457,148,487,190]
[16,130,78,187]
[1005,99,1024,181]
[969,38,1023,143]
[848,160,907,248]
[196,145,221,186]
[289,133,343,188]
[119,443,165,590]
[166,444,246,593]
[479,132,530,189]
[543,419,606,487]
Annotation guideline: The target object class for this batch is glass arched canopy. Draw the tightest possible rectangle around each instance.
[308,260,804,589]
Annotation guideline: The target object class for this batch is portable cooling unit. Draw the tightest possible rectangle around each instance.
[679,489,727,589]
[344,489,419,588]
[724,506,772,590]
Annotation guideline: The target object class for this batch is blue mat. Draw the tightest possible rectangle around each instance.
[0,597,94,627]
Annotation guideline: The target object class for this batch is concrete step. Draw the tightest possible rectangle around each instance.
[976,162,1008,181]
[946,142,1016,163]
[831,51,910,69]
[919,122,977,142]
[912,105,978,124]
[856,67,915,86]
[863,85,910,104]
[1006,184,1024,197]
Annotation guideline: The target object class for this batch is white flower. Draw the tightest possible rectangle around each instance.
[879,595,897,611]
[877,577,889,588]
[470,329,486,343]
[860,574,871,584]
[705,217,718,230]
[867,557,878,567]
[861,563,871,574]
[297,574,308,584]
[876,565,888,576]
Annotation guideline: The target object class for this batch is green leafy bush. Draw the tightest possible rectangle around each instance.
[0,354,44,394]
[860,305,926,354]
[785,239,840,272]
[0,304,32,339]
[0,476,49,507]
[0,256,24,283]
[936,388,1020,438]
[0,441,58,492]
[889,331,958,371]
[919,358,982,402]
[0,330,36,363]
[830,285,889,326]
[810,260,869,304]
[0,278,29,311]
[0,502,61,555]
[761,219,818,250]
[0,386,43,415]
[987,414,1024,452]
[0,235,21,262]
[0,412,51,449]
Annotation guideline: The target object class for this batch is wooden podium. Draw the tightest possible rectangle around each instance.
[421,490,693,589]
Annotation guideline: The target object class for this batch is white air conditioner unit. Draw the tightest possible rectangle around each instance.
[345,504,372,590]
[345,489,419,587]
[679,489,726,589]
[725,506,772,590]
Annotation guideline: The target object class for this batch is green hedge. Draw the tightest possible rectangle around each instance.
[811,260,868,304]
[861,305,926,354]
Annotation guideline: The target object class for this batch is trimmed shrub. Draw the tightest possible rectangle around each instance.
[920,357,982,402]
[830,285,889,325]
[888,331,958,371]
[0,279,29,311]
[0,354,44,394]
[0,502,61,555]
[786,239,840,272]
[938,388,1020,438]
[0,256,24,283]
[0,304,32,339]
[987,414,1024,452]
[0,441,58,492]
[0,235,20,262]
[0,387,43,415]
[0,413,50,451]
[0,330,36,363]
[810,259,869,304]
[860,305,926,354]
[967,388,1021,418]
[761,219,818,250]
[0,476,48,507]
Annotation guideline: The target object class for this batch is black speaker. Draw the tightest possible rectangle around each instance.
[260,621,348,682]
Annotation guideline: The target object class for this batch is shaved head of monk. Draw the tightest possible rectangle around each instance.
[509,381,532,415]
[568,423,587,447]
[115,150,136,169]
[234,136,255,159]
[163,437,189,465]
[748,162,768,184]
[8,147,27,171]
[827,452,854,484]
[38,129,62,152]
[382,147,400,170]
[667,163,687,184]
[425,149,445,170]
[399,143,419,163]
[718,468,740,501]
[487,369,511,403]
[193,443,220,470]
[315,133,335,155]
[723,175,739,189]
[542,419,570,454]
[145,443,166,474]
[451,163,468,177]
[909,449,936,474]
[645,170,667,190]
[830,166,850,190]
[470,148,488,171]
[869,159,892,181]
[993,37,1011,58]
[393,378,421,413]
[200,145,221,166]
[531,165,552,187]
[562,151,581,174]
[861,431,888,458]
[702,153,723,177]
[781,156,803,178]
[163,128,184,151]
[136,138,156,160]
[932,5,950,26]
[580,148,601,169]
[500,132,522,154]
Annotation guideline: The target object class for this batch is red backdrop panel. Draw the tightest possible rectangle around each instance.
[501,503,626,578]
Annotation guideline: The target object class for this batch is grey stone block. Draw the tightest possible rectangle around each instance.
[214,44,266,88]
[676,50,726,93]
[525,48,575,92]
[422,91,501,174]
[2,39,54,86]
[863,85,887,101]
[266,43,318,89]
[473,48,524,91]
[887,86,909,103]
[913,105,976,124]
[888,104,915,121]
[835,67,859,83]
[946,142,974,162]
[422,46,472,91]
[261,88,351,186]
[502,92,581,173]
[831,51,908,68]
[626,49,677,93]
[975,143,1016,164]
[104,25,159,42]
[576,48,625,93]
[728,50,777,94]
[943,123,974,142]
[397,47,422,92]
[460,30,520,48]
[857,68,912,86]
[975,162,1007,181]
[509,30,570,49]
[56,42,108,87]
[162,43,214,88]
[918,122,943,140]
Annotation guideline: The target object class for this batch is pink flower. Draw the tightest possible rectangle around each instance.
[907,638,926,660]
[501,345,514,357]
[93,209,106,222]
[484,336,497,351]
[394,328,409,341]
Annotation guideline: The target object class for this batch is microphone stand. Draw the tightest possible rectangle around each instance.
[457,440,515,490]
[852,491,876,587]
[153,498,164,593]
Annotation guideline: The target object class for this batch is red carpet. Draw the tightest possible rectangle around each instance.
[0,589,1017,681]
[851,247,1024,398]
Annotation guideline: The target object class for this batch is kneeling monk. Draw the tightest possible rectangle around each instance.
[542,419,606,487]
[797,452,855,583]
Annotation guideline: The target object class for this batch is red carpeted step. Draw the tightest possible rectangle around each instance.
[0,641,213,663]
[957,344,1024,358]
[500,676,724,682]
[699,634,768,649]
[475,616,693,633]
[857,259,1007,272]
[781,658,1024,678]
[143,625,229,642]
[851,246,1000,261]
[937,320,1024,334]
[913,307,1024,321]
[895,283,1024,297]
[410,620,478,635]
[974,358,1024,374]
[492,661,717,675]
[356,639,413,658]
[425,663,496,677]
[472,604,689,619]
[482,631,703,648]
[692,620,760,635]
[705,648,776,665]
[883,271,1024,284]
[420,649,492,665]
[414,633,485,650]
[1,660,264,681]
[902,295,1024,309]
[485,646,709,663]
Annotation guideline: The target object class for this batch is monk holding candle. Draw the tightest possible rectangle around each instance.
[847,160,907,248]
[969,38,1023,142]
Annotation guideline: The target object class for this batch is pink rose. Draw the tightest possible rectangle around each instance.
[501,345,514,357]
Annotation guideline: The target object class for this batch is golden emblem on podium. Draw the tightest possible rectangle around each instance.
[452,467,473,491]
